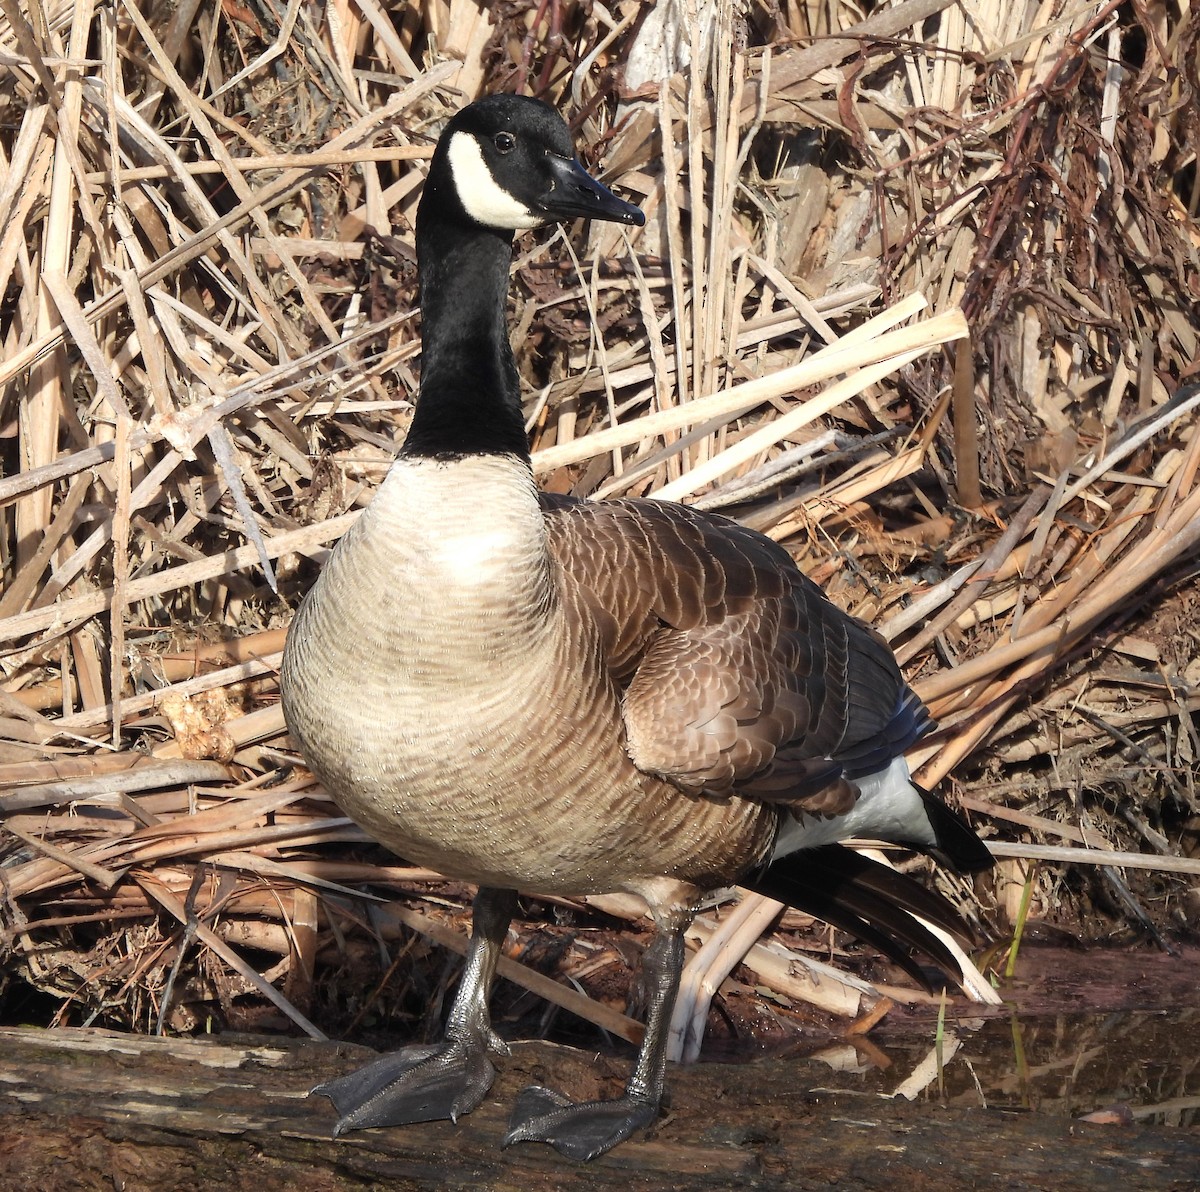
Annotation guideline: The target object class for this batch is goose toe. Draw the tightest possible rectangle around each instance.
[315,1035,499,1134]
[503,1084,659,1161]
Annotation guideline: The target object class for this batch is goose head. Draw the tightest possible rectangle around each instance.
[421,94,645,234]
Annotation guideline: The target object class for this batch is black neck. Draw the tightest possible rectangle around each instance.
[401,211,531,461]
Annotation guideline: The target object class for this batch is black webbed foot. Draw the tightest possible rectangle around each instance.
[314,1031,507,1134]
[503,1084,659,1161]
[316,887,518,1138]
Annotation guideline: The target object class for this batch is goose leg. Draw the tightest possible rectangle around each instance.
[315,886,517,1134]
[504,915,687,1161]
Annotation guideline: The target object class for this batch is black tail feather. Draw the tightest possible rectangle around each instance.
[746,845,980,991]
[916,787,995,873]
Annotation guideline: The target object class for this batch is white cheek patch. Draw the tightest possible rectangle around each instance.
[446,132,543,230]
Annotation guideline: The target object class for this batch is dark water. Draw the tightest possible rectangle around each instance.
[795,1008,1200,1128]
[689,944,1200,1133]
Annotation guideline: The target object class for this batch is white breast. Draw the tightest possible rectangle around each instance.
[366,456,550,612]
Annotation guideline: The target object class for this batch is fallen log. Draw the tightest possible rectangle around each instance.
[0,1026,1196,1190]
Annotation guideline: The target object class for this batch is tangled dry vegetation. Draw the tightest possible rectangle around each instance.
[1,0,1199,1049]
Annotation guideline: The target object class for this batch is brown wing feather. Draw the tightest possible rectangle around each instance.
[540,493,908,801]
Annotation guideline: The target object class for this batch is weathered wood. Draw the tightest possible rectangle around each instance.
[0,1026,1196,1190]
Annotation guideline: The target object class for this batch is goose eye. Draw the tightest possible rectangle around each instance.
[493,131,516,153]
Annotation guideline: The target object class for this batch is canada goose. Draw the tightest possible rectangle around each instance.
[280,94,993,1161]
